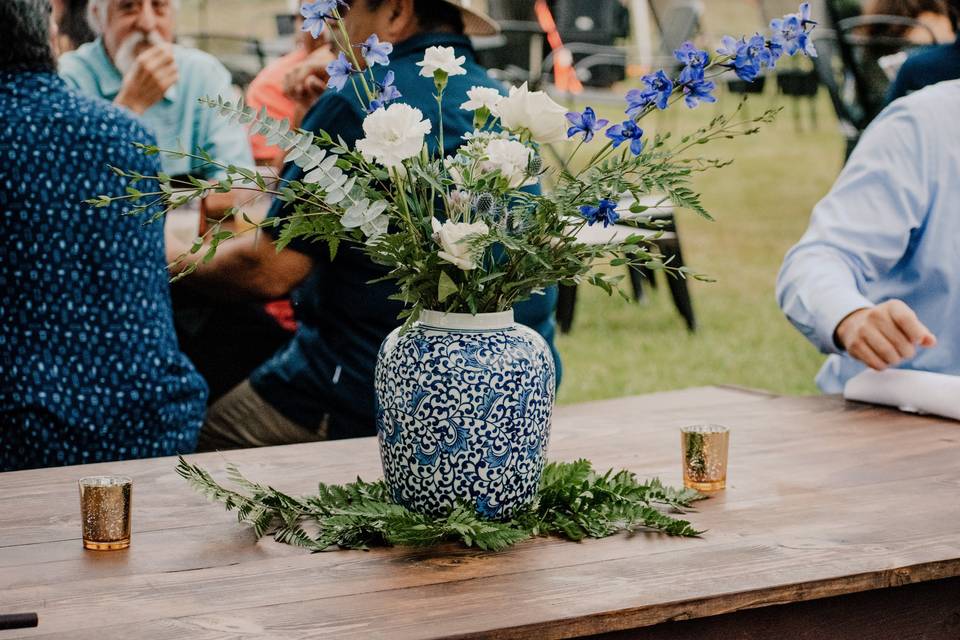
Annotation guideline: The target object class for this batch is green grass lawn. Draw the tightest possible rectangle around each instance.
[179,0,845,401]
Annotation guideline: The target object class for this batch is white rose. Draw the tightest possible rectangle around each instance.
[480,139,535,189]
[460,86,502,112]
[431,217,489,271]
[355,103,431,169]
[417,46,467,78]
[493,82,568,143]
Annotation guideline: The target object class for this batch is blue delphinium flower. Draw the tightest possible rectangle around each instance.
[361,34,393,67]
[717,34,774,82]
[771,4,817,57]
[624,88,652,119]
[367,70,402,112]
[678,64,716,108]
[565,107,610,142]
[300,0,343,39]
[326,52,355,92]
[639,70,674,110]
[605,120,644,156]
[674,41,709,68]
[579,198,620,227]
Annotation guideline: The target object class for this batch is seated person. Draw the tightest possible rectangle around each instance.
[58,0,254,216]
[862,0,955,43]
[165,0,561,450]
[60,0,295,403]
[51,0,95,54]
[886,0,960,102]
[0,0,207,471]
[246,0,335,168]
[776,80,959,393]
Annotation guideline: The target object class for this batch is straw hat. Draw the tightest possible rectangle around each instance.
[440,0,500,36]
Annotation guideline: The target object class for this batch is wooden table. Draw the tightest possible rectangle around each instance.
[2,387,960,639]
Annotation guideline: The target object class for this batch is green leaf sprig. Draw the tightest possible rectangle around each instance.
[177,457,706,552]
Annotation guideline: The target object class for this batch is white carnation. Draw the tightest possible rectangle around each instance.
[355,103,431,169]
[493,82,568,144]
[460,86,502,112]
[417,46,467,78]
[431,217,489,271]
[480,139,535,189]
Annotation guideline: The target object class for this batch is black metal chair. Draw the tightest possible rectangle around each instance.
[554,197,697,334]
[812,2,936,157]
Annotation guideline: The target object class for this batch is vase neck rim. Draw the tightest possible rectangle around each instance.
[418,309,514,330]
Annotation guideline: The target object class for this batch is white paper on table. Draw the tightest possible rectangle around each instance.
[843,368,960,421]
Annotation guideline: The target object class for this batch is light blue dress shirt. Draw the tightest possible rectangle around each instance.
[58,38,253,179]
[777,80,960,393]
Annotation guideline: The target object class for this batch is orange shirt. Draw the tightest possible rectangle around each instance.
[245,48,309,165]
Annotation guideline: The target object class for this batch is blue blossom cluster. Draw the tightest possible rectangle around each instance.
[300,0,345,39]
[323,32,400,111]
[571,2,817,227]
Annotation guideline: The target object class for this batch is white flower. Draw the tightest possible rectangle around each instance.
[431,217,489,271]
[493,82,568,143]
[417,46,467,78]
[460,86,502,112]
[480,139,535,189]
[355,103,431,169]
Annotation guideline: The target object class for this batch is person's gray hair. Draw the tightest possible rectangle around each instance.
[86,0,181,35]
[0,0,56,71]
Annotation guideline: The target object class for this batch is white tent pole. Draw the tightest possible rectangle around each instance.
[629,0,654,73]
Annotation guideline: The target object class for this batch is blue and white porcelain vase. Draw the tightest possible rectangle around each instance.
[374,309,555,519]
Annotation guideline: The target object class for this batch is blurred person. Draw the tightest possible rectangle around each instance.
[246,0,336,167]
[886,0,960,101]
[58,0,254,217]
[165,0,562,450]
[59,0,298,404]
[776,80,960,393]
[0,0,207,471]
[862,0,955,43]
[51,0,96,53]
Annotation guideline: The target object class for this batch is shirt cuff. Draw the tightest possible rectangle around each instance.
[815,289,875,355]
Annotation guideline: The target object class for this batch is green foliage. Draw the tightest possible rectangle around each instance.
[177,457,705,553]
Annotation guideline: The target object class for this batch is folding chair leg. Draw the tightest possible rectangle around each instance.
[556,283,577,334]
[641,265,657,289]
[656,237,696,332]
[627,265,645,302]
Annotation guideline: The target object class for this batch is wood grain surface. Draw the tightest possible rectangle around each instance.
[1,386,959,640]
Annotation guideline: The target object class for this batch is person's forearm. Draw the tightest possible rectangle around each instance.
[167,232,289,302]
[202,191,237,220]
[776,247,874,354]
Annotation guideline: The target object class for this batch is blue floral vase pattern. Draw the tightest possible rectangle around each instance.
[374,309,555,519]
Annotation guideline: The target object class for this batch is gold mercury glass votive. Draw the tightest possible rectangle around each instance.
[79,476,132,550]
[681,425,730,492]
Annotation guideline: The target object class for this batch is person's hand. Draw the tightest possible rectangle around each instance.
[835,300,937,370]
[115,44,178,114]
[283,46,336,115]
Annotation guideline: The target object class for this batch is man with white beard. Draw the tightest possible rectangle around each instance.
[58,0,253,211]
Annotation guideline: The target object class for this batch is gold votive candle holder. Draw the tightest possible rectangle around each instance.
[681,425,730,492]
[79,476,132,551]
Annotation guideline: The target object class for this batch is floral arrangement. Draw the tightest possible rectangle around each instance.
[93,2,817,321]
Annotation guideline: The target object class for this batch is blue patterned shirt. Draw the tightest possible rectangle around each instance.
[0,71,208,471]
